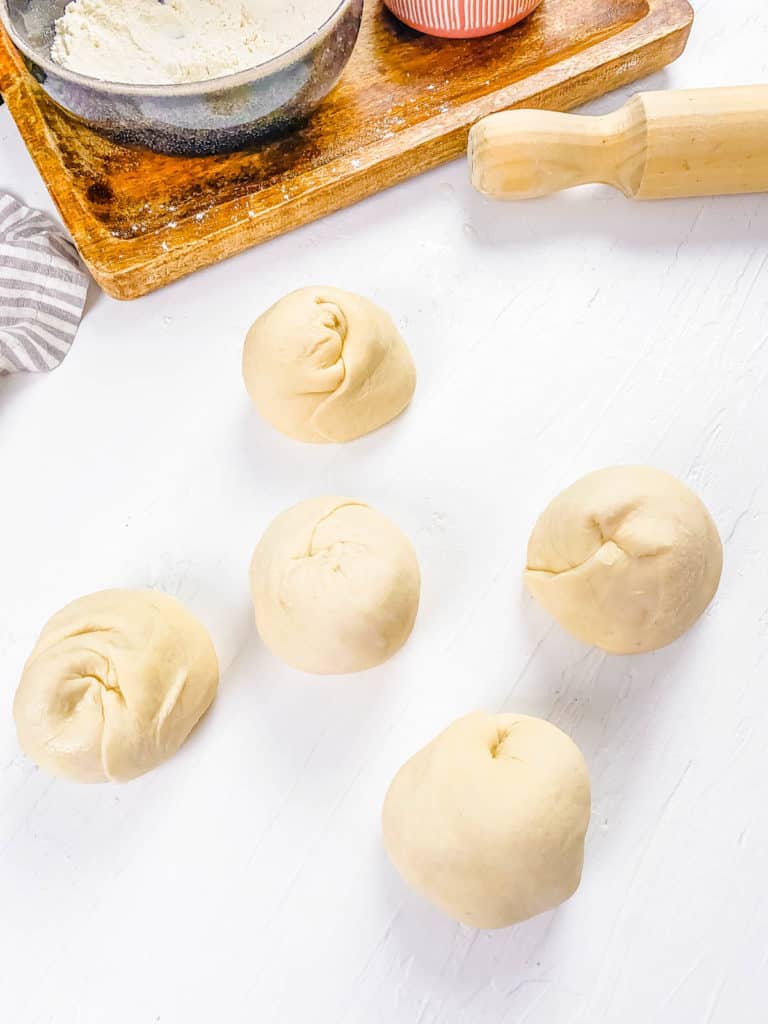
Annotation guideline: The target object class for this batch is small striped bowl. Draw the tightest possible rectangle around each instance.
[383,0,544,38]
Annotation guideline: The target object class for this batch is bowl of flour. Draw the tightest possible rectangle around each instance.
[0,0,363,154]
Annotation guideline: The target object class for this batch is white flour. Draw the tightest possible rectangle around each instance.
[50,0,340,85]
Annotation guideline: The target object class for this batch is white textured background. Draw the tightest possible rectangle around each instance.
[2,1,767,1021]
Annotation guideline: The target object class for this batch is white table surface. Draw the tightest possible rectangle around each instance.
[2,2,768,1021]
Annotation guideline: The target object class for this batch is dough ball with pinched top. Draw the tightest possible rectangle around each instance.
[382,711,591,929]
[249,497,420,674]
[13,589,219,783]
[242,286,416,443]
[525,465,722,654]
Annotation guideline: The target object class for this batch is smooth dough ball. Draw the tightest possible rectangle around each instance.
[525,465,722,654]
[250,497,420,674]
[382,711,591,929]
[242,286,416,443]
[13,590,219,783]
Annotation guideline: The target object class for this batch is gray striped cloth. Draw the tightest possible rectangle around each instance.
[0,192,89,375]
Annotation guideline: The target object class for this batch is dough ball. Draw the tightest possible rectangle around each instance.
[250,497,420,674]
[13,590,219,783]
[242,286,416,443]
[525,465,722,654]
[382,711,591,929]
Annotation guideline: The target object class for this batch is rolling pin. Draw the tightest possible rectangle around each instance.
[468,86,768,200]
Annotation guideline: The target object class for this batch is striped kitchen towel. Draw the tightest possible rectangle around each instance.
[0,192,89,375]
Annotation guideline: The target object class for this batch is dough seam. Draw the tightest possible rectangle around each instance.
[308,302,349,439]
[527,537,671,578]
[298,297,347,398]
[305,501,367,558]
[156,668,190,740]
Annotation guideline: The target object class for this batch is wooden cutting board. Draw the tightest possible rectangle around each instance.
[0,0,693,299]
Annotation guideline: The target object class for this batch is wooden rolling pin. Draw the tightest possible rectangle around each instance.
[469,86,768,200]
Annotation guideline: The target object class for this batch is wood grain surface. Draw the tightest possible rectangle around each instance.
[0,0,693,299]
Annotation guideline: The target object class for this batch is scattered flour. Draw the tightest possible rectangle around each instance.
[50,0,340,85]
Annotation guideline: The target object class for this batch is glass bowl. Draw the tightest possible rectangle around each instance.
[0,0,363,155]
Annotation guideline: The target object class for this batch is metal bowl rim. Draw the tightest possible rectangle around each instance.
[0,0,355,95]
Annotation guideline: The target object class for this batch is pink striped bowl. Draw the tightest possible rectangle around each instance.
[383,0,544,38]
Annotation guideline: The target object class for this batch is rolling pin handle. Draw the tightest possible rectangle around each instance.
[469,86,768,201]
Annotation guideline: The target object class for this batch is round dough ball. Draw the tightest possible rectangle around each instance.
[250,497,420,674]
[382,711,591,929]
[525,465,722,654]
[242,286,416,443]
[13,589,219,783]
